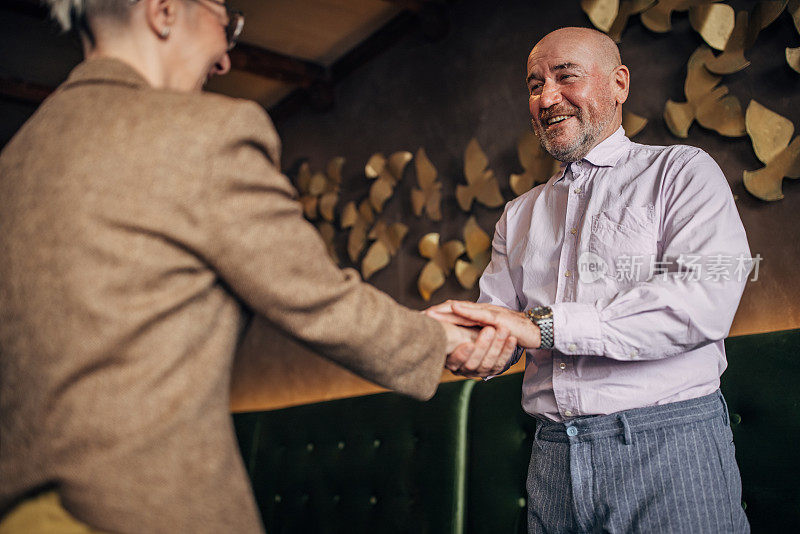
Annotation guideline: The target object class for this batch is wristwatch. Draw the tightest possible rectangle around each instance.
[526,306,554,350]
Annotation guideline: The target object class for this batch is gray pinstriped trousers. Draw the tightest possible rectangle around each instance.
[527,390,750,533]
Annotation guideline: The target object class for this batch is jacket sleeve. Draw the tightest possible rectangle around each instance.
[196,101,446,400]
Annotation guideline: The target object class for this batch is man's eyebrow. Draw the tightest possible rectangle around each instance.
[552,62,583,72]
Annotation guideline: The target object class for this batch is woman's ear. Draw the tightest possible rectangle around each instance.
[144,0,178,40]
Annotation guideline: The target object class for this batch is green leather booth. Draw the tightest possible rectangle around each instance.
[233,379,476,534]
[233,328,800,533]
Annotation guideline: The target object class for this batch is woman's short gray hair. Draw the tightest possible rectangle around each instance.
[45,0,131,33]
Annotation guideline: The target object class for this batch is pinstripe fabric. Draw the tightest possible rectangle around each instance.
[526,391,750,533]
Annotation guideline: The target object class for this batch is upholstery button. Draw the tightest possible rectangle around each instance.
[568,343,577,352]
[373,439,381,448]
[369,496,378,505]
[306,443,314,452]
[559,362,567,370]
[731,413,742,425]
[566,426,578,436]
[337,441,345,450]
[564,410,573,417]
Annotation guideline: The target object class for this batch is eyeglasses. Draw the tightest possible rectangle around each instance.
[189,0,245,51]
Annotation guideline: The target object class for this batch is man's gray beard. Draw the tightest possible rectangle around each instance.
[532,118,602,163]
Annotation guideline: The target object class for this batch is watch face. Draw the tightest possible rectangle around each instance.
[531,306,553,320]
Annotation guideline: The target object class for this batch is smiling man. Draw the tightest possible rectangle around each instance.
[434,27,753,532]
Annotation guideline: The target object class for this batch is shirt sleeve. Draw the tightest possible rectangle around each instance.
[478,203,525,375]
[195,101,447,400]
[551,149,752,361]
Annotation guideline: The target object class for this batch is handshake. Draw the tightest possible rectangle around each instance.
[425,301,543,379]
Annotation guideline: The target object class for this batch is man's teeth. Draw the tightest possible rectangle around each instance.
[546,115,571,125]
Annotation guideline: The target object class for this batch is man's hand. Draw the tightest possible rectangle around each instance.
[452,301,541,349]
[424,301,482,327]
[429,300,541,349]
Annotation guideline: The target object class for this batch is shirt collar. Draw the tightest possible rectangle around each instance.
[553,126,630,183]
[62,58,151,91]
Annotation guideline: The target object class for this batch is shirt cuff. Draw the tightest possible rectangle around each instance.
[551,301,604,356]
[483,344,524,381]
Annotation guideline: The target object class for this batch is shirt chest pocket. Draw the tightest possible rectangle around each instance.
[588,204,657,282]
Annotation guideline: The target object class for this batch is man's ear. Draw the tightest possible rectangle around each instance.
[144,0,178,40]
[613,64,630,105]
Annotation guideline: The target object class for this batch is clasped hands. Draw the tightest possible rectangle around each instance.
[427,300,542,378]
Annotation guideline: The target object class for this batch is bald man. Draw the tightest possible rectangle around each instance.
[430,28,752,532]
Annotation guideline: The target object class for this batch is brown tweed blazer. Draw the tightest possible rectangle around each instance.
[0,58,447,533]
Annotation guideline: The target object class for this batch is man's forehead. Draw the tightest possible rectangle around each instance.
[526,51,593,76]
[526,29,619,75]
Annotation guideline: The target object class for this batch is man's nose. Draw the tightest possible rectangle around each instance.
[213,53,231,76]
[539,80,562,109]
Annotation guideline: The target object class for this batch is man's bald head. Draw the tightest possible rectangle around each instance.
[532,27,621,73]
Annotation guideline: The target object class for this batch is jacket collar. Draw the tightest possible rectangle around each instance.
[62,58,151,90]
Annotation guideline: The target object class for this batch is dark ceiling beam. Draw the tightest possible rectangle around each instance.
[229,43,327,87]
[0,77,53,106]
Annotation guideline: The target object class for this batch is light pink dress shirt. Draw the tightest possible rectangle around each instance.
[479,127,752,421]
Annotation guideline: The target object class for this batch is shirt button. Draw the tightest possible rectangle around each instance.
[564,410,574,417]
[568,343,577,352]
[566,425,578,436]
[559,362,567,370]
[570,228,577,235]
[630,349,639,359]
[573,187,581,194]
[565,270,571,277]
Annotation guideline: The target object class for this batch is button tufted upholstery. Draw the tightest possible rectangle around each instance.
[233,328,800,533]
[233,379,475,534]
[720,328,800,531]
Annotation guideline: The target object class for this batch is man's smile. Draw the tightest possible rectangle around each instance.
[538,107,580,131]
